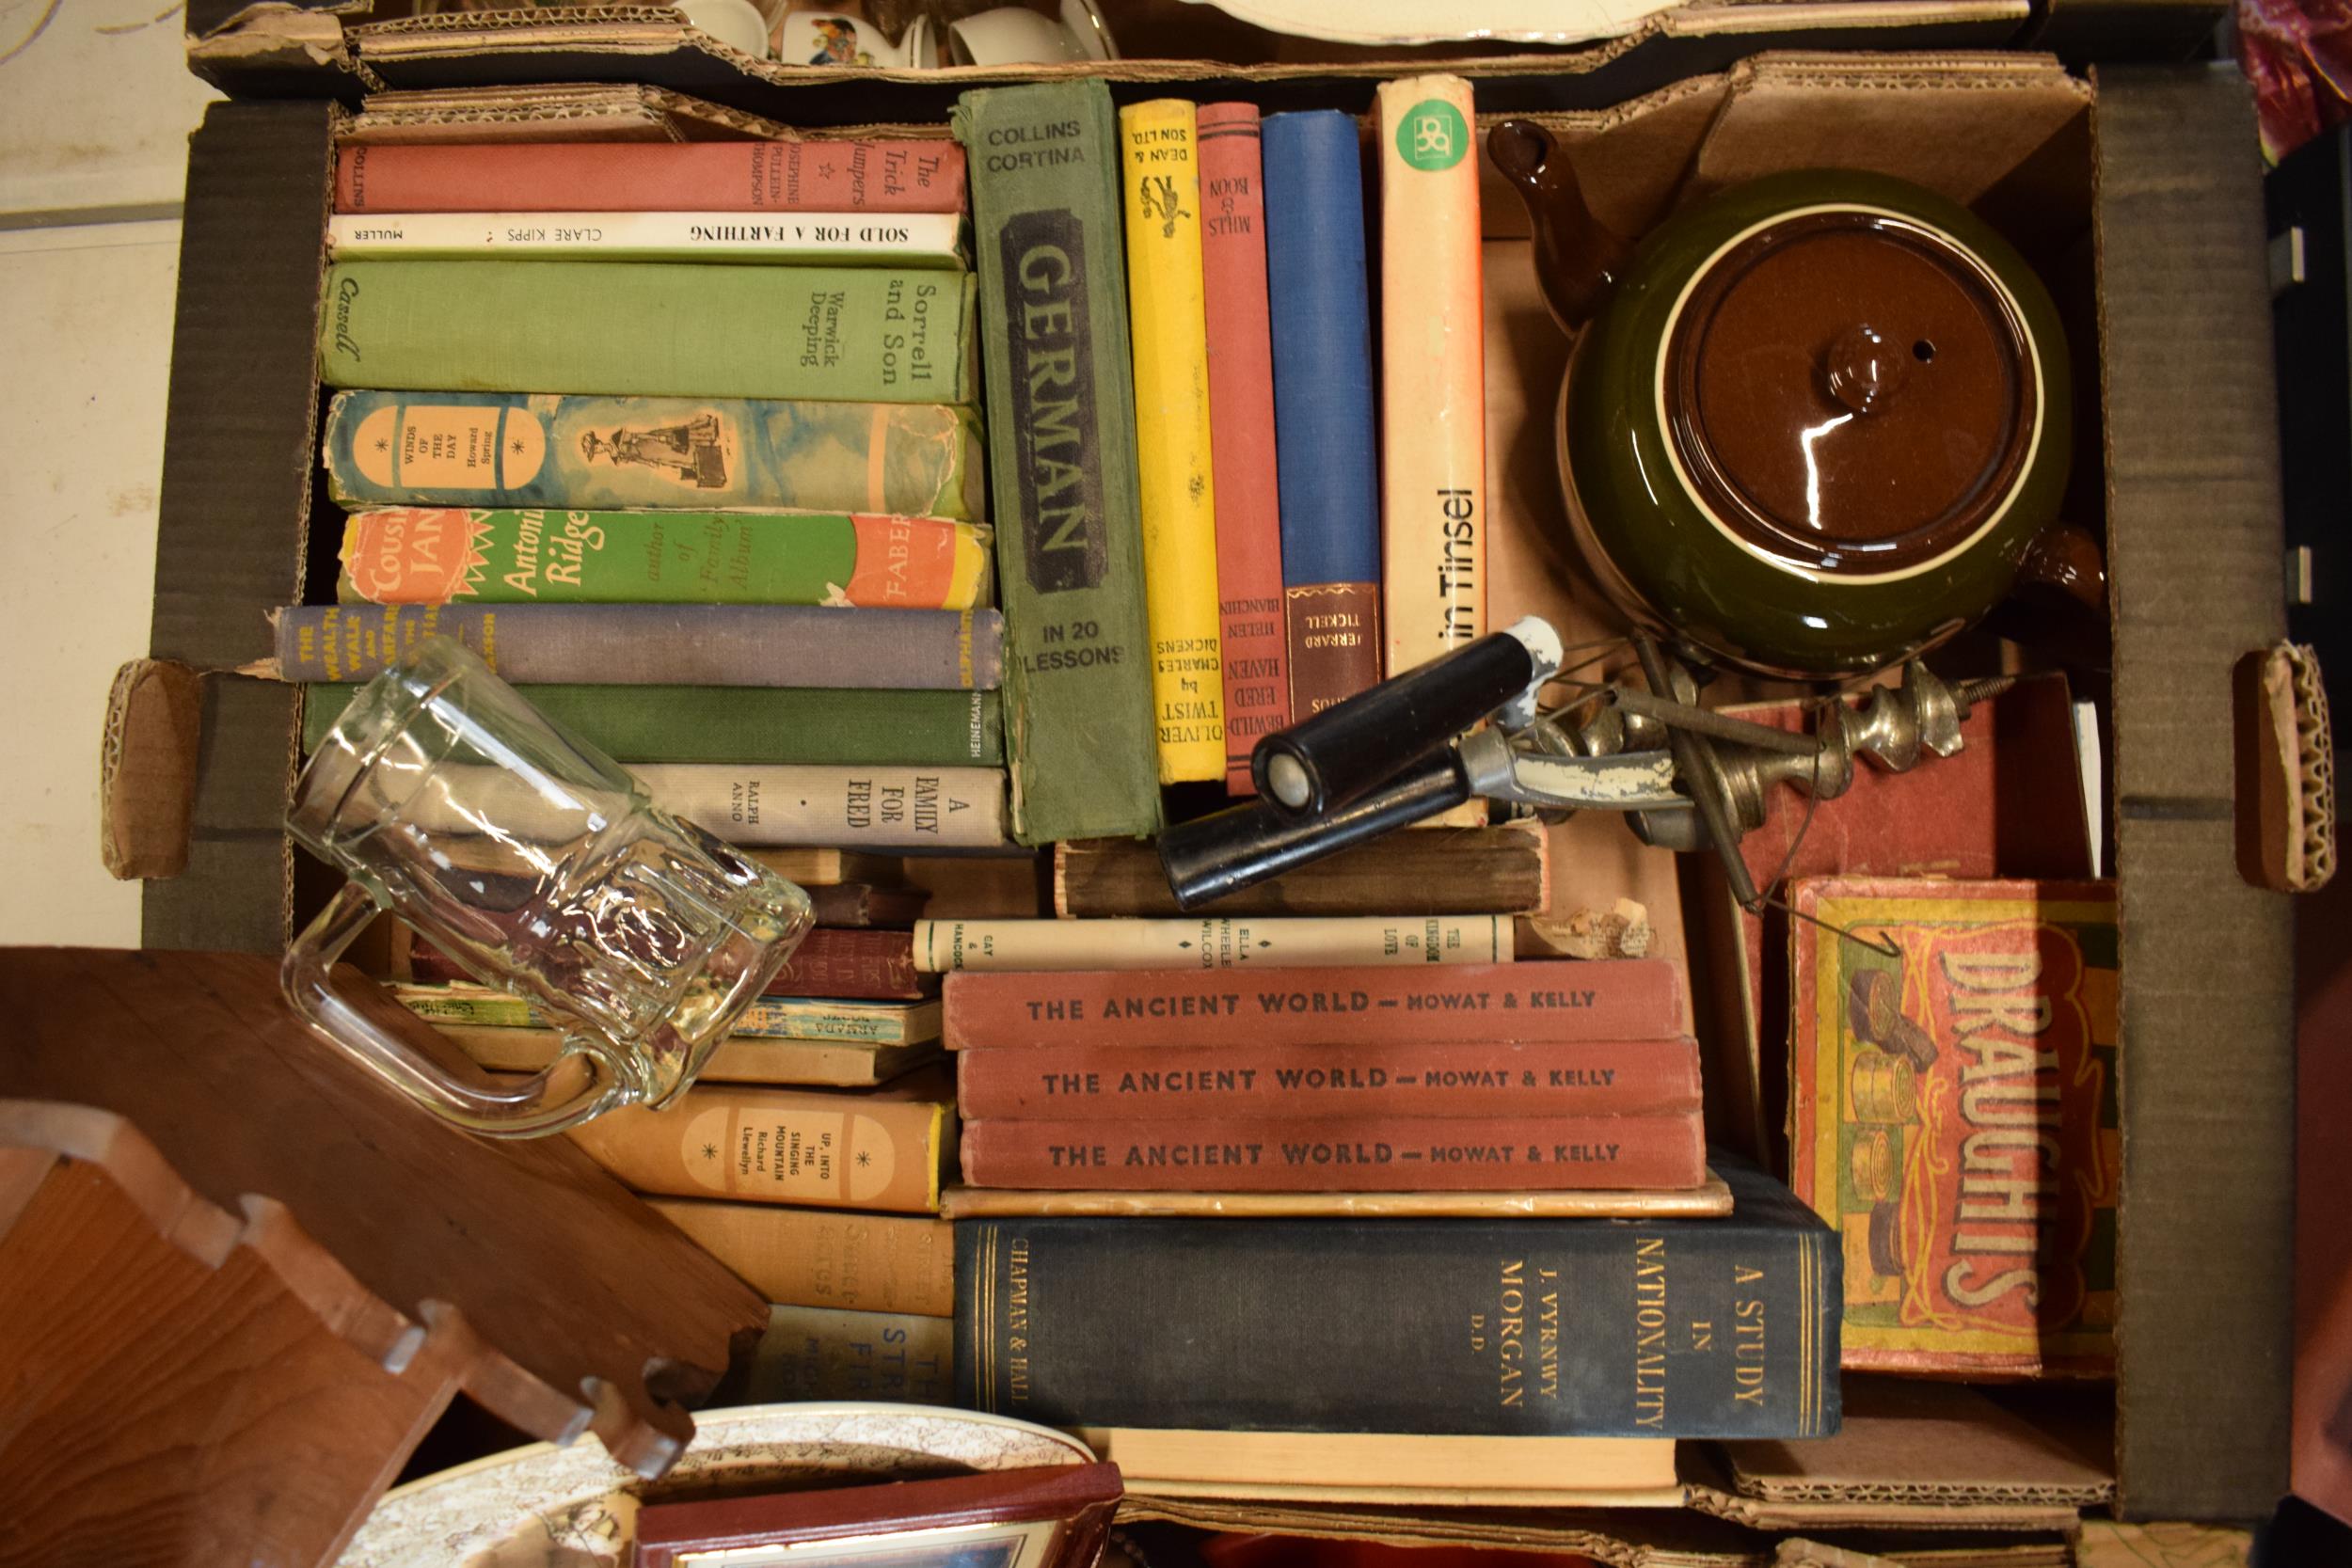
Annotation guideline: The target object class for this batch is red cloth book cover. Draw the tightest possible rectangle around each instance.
[1198,102,1292,792]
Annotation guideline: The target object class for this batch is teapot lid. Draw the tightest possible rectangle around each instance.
[1661,207,2040,578]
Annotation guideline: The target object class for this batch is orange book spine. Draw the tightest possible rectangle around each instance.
[566,1083,949,1213]
[961,1113,1705,1192]
[1376,76,1487,826]
[1376,75,1486,673]
[647,1199,956,1316]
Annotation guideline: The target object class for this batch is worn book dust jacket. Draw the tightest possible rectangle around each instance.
[1788,876,2118,1376]
[954,80,1162,844]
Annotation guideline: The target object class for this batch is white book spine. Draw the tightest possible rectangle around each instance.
[912,915,1510,972]
[327,210,965,265]
[637,764,1009,849]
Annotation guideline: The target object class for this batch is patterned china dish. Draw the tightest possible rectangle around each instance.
[1488,120,2101,680]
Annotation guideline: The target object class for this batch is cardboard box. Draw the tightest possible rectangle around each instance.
[180,0,2161,113]
[132,38,2292,1536]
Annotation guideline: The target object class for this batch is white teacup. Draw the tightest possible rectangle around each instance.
[676,0,771,57]
[947,5,1089,66]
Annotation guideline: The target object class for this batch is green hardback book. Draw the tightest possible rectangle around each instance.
[954,82,1162,846]
[334,508,992,609]
[319,261,978,404]
[394,983,943,1044]
[323,391,986,521]
[302,685,1002,767]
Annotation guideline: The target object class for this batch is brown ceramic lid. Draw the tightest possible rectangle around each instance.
[1662,210,2037,575]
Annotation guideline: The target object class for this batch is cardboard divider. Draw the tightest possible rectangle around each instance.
[190,0,2085,117]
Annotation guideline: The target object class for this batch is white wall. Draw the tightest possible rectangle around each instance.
[0,1,219,944]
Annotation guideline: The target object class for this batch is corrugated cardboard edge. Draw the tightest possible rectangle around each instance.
[2236,641,2335,892]
[343,1,2029,69]
[187,0,384,94]
[1114,1495,2074,1567]
[342,82,792,144]
[2092,64,2296,1521]
[143,99,339,953]
[99,660,205,880]
[1686,1485,2085,1534]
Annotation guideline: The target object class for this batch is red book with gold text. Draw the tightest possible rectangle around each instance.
[335,139,966,214]
[943,961,1684,1050]
[954,1037,1702,1120]
[960,1112,1705,1192]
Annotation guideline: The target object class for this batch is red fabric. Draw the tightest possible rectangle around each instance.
[2240,0,2352,162]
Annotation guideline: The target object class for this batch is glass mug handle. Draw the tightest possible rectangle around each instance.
[282,881,621,1137]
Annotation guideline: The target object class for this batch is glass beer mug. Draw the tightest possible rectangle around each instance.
[281,637,813,1137]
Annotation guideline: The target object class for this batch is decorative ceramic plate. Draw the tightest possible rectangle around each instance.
[1176,0,1676,45]
[338,1403,1097,1568]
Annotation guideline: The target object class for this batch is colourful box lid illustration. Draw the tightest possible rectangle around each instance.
[1788,876,2118,1376]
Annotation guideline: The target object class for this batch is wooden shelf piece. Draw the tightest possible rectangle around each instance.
[0,947,767,1551]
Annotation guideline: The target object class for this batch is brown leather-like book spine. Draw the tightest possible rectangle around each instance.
[1285,580,1383,719]
[567,1083,949,1212]
[960,1112,1705,1191]
[335,140,968,214]
[944,959,1683,1049]
[413,927,924,1000]
[955,1037,1700,1120]
[1054,823,1545,916]
[647,1199,954,1317]
[805,882,930,929]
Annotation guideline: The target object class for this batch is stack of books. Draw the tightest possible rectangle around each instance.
[942,959,1708,1197]
[392,847,942,1090]
[276,132,1013,853]
[275,74,1850,1481]
[959,74,1496,841]
[386,846,962,1405]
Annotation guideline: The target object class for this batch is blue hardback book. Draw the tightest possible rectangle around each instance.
[1262,111,1382,712]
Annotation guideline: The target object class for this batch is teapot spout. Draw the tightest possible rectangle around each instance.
[1488,119,1634,335]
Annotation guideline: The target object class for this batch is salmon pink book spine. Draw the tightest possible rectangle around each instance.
[953,1037,1703,1119]
[942,960,1686,1049]
[959,1112,1706,1191]
[334,139,968,214]
[1197,102,1292,792]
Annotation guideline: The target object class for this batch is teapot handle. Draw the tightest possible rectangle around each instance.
[1487,119,1636,335]
[2016,520,2107,614]
[281,880,620,1138]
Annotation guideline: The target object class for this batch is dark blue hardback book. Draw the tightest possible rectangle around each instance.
[955,1157,1840,1438]
[1261,110,1382,712]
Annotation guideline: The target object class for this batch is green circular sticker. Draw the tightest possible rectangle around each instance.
[1395,99,1470,171]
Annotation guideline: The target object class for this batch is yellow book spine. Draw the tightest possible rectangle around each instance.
[1120,99,1225,784]
[1377,75,1488,825]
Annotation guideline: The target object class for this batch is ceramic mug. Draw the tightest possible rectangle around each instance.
[676,0,770,56]
[948,5,1094,65]
[774,7,928,66]
[281,637,812,1137]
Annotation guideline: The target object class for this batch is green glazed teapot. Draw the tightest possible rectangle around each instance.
[1488,120,2102,680]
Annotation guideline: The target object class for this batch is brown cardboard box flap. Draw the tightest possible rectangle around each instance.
[100,659,205,881]
[343,2,2026,77]
[1116,1495,2073,1566]
[1692,51,2089,203]
[1719,1379,2113,1507]
[342,81,805,144]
